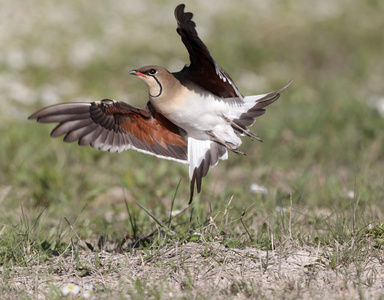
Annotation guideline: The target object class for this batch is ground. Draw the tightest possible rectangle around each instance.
[4,241,384,299]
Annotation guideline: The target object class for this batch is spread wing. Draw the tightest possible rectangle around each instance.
[28,100,188,163]
[174,4,243,100]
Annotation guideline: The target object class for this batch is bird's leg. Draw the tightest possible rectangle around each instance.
[221,114,263,142]
[206,131,245,155]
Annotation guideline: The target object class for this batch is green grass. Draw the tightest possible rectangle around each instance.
[1,0,384,299]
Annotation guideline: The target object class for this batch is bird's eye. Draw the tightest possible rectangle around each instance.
[148,68,158,75]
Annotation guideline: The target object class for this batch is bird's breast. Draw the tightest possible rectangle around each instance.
[151,86,231,139]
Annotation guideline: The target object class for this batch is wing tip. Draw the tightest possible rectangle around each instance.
[175,4,195,29]
[175,3,185,13]
[175,4,185,22]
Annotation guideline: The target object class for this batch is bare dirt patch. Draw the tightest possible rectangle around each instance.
[3,241,383,299]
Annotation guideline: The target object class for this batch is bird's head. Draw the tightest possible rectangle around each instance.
[130,65,173,99]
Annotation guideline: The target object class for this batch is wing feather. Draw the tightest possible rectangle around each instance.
[174,4,243,100]
[28,100,188,163]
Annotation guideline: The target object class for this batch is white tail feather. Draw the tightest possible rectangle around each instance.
[223,94,269,120]
[188,137,228,198]
[188,137,227,178]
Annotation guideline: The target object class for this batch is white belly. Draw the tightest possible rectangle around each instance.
[152,86,242,147]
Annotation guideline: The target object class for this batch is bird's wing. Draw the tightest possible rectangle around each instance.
[187,137,228,204]
[28,100,188,163]
[174,4,243,100]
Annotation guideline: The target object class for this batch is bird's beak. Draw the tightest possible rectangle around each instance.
[130,70,146,77]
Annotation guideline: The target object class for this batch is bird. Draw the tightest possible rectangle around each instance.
[28,4,291,204]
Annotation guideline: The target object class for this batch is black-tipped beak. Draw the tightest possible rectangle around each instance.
[130,70,146,77]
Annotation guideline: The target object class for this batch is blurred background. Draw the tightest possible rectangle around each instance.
[1,0,384,235]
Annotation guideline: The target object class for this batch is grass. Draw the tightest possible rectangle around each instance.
[1,0,384,299]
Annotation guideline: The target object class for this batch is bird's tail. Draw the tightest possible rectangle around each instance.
[224,79,293,136]
[188,137,227,203]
